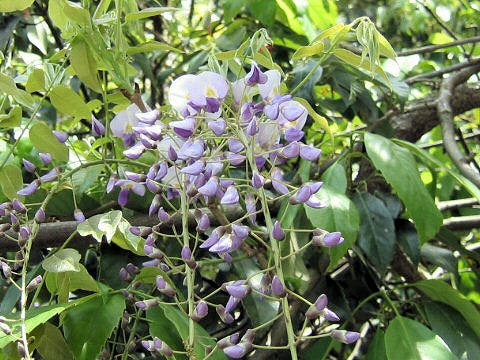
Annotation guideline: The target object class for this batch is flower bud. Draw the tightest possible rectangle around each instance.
[217,333,240,349]
[135,298,159,310]
[156,275,176,297]
[323,308,340,322]
[74,208,85,222]
[22,159,36,173]
[40,168,58,183]
[17,181,39,196]
[157,207,170,222]
[39,152,52,166]
[245,62,267,86]
[53,131,68,143]
[12,199,26,213]
[192,300,208,321]
[1,261,12,279]
[144,245,164,260]
[92,117,106,136]
[208,119,227,136]
[223,342,252,359]
[272,221,285,241]
[271,275,286,297]
[225,296,241,313]
[119,268,131,282]
[26,275,42,292]
[226,282,251,299]
[251,171,265,189]
[35,208,46,223]
[0,322,11,335]
[331,330,360,344]
[121,311,129,330]
[312,229,344,248]
[216,305,234,324]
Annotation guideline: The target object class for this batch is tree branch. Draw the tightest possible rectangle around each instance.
[405,58,480,84]
[397,35,480,56]
[437,64,480,188]
[438,197,479,211]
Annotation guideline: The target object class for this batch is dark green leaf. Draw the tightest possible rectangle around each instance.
[421,244,457,275]
[322,163,347,194]
[364,133,442,243]
[246,0,276,27]
[71,164,103,199]
[31,323,74,360]
[396,220,420,265]
[414,279,480,338]
[425,302,480,359]
[63,294,125,360]
[366,329,387,360]
[353,192,396,273]
[385,316,456,360]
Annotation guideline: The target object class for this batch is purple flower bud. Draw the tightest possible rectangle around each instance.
[171,117,195,138]
[228,139,244,153]
[196,213,210,232]
[192,301,208,321]
[118,188,129,207]
[156,275,176,297]
[181,245,192,260]
[291,184,311,204]
[1,261,12,279]
[245,62,268,86]
[271,275,286,297]
[157,207,170,222]
[168,145,178,161]
[323,308,340,322]
[272,221,285,241]
[123,143,145,160]
[181,160,205,176]
[225,152,246,166]
[149,194,161,217]
[281,102,305,121]
[315,294,328,311]
[12,199,26,213]
[125,171,146,182]
[0,322,11,335]
[308,182,323,194]
[146,179,161,193]
[26,275,42,292]
[121,311,129,329]
[19,226,30,239]
[126,263,139,275]
[281,141,300,158]
[223,343,252,359]
[141,340,155,351]
[39,153,52,166]
[221,186,239,205]
[209,233,233,253]
[226,283,251,299]
[241,329,256,344]
[306,305,322,320]
[9,212,18,225]
[17,181,39,196]
[22,159,36,173]
[35,208,46,223]
[225,295,241,312]
[264,103,279,120]
[53,131,68,143]
[331,330,360,344]
[39,168,58,183]
[142,259,160,268]
[155,163,168,181]
[106,175,118,194]
[208,119,227,136]
[92,117,105,136]
[246,118,259,136]
[251,171,265,189]
[198,177,218,197]
[305,197,325,209]
[216,305,234,324]
[200,226,224,249]
[271,168,289,195]
[119,267,131,282]
[300,145,322,161]
[74,208,85,222]
[312,230,344,248]
[144,245,164,260]
[136,109,160,124]
[232,224,249,240]
[285,128,304,143]
[135,299,158,310]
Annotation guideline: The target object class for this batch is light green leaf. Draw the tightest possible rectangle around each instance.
[312,23,347,43]
[414,279,480,338]
[42,249,81,273]
[364,133,442,243]
[71,164,103,198]
[98,210,122,243]
[305,185,359,271]
[321,163,347,194]
[50,85,91,120]
[26,69,46,93]
[31,323,74,360]
[385,316,456,360]
[111,220,144,255]
[29,122,69,161]
[71,38,101,92]
[0,0,35,12]
[0,106,21,129]
[394,139,480,202]
[45,264,99,295]
[48,0,69,31]
[0,164,23,200]
[0,73,34,108]
[292,41,325,60]
[294,97,333,143]
[63,294,125,360]
[63,1,90,25]
[353,192,396,273]
[377,30,396,59]
[125,7,177,21]
[77,214,105,243]
[126,41,182,55]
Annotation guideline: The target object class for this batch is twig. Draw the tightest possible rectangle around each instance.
[420,130,480,149]
[436,63,480,188]
[438,197,479,211]
[455,126,480,172]
[121,83,148,112]
[443,215,480,231]
[398,35,480,56]
[405,58,480,84]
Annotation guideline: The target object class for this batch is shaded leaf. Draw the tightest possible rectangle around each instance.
[26,68,45,93]
[29,122,69,161]
[365,329,387,360]
[31,323,74,360]
[126,41,182,55]
[0,164,23,200]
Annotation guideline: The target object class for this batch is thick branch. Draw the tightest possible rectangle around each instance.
[405,58,480,84]
[437,64,480,188]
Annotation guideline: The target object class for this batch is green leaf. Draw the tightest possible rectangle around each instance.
[246,0,276,27]
[48,0,69,31]
[221,0,246,22]
[29,122,69,161]
[26,68,46,93]
[321,163,347,194]
[50,85,91,120]
[312,23,347,43]
[352,192,396,273]
[31,323,74,360]
[365,329,387,360]
[0,164,23,200]
[307,0,338,30]
[364,133,442,243]
[42,248,81,273]
[414,279,480,338]
[0,0,35,12]
[396,221,420,265]
[294,97,333,142]
[45,264,99,295]
[63,1,90,25]
[394,139,480,202]
[111,219,144,255]
[125,7,177,21]
[77,210,123,243]
[305,185,359,270]
[385,316,456,360]
[0,73,34,108]
[71,38,101,92]
[425,302,480,359]
[292,41,325,60]
[377,30,396,59]
[0,105,21,129]
[71,164,103,199]
[421,244,457,275]
[126,41,182,55]
[63,294,125,360]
